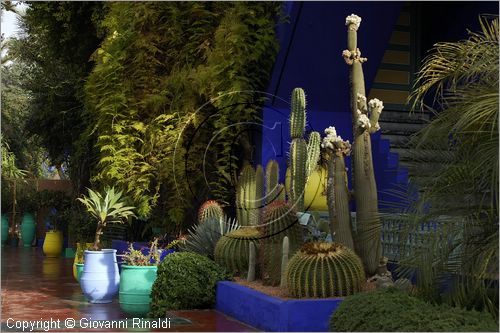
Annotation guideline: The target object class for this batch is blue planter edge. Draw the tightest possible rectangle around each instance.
[216,281,343,332]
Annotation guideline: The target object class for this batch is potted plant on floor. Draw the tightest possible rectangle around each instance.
[39,190,72,257]
[119,238,163,316]
[17,182,38,248]
[68,208,95,280]
[77,187,135,303]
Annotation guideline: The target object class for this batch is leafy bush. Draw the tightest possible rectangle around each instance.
[329,288,498,332]
[149,252,230,316]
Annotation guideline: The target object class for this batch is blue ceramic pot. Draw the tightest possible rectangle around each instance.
[80,249,120,303]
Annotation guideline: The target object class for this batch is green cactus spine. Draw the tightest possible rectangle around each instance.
[306,131,321,177]
[343,14,383,275]
[290,88,306,139]
[247,242,256,282]
[286,242,365,298]
[198,200,224,225]
[265,160,280,204]
[280,236,289,288]
[236,164,257,226]
[259,201,303,286]
[290,138,307,212]
[214,227,260,275]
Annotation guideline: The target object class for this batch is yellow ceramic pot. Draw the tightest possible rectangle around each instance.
[42,230,63,258]
[304,167,328,211]
[73,242,94,281]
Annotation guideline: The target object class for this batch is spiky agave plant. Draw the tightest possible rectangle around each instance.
[181,215,239,259]
[77,187,136,250]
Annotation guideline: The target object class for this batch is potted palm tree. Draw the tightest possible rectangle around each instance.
[77,187,135,303]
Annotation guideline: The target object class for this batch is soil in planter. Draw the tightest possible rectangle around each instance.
[233,277,379,300]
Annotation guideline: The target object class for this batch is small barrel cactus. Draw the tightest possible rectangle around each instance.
[198,200,224,225]
[214,227,260,275]
[287,242,365,298]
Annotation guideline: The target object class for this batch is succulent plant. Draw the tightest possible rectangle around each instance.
[236,164,258,226]
[259,201,303,286]
[286,242,365,298]
[181,216,239,259]
[342,14,384,274]
[198,200,224,225]
[265,160,280,204]
[214,227,260,275]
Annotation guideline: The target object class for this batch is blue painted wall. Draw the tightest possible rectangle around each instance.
[261,1,404,192]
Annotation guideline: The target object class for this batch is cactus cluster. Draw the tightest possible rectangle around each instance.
[287,88,321,212]
[214,227,260,275]
[286,242,365,298]
[259,201,303,286]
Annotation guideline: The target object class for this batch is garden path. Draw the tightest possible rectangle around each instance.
[1,247,257,332]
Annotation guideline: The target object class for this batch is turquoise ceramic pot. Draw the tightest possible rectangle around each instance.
[76,263,85,282]
[20,213,36,247]
[80,249,120,303]
[1,214,9,246]
[119,265,158,317]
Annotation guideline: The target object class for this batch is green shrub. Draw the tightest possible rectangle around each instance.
[329,288,498,332]
[149,252,231,316]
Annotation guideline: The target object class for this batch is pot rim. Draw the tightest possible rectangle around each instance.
[120,265,158,269]
[84,249,117,254]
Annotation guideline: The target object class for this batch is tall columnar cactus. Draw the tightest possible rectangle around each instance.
[306,131,322,177]
[288,88,322,212]
[247,242,256,282]
[286,242,365,298]
[342,14,384,275]
[290,87,306,139]
[255,165,265,211]
[259,201,303,286]
[321,127,355,250]
[214,227,260,275]
[290,138,308,212]
[265,160,280,204]
[198,200,224,225]
[280,236,290,288]
[236,164,257,226]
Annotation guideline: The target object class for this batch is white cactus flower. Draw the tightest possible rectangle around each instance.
[357,113,371,129]
[368,98,384,113]
[345,14,362,30]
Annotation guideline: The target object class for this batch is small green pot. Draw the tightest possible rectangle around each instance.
[119,265,158,317]
[75,263,85,282]
[20,213,36,247]
[1,214,9,246]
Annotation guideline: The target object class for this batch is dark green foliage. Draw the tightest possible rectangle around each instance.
[85,2,280,224]
[149,252,230,315]
[329,288,499,332]
[287,242,365,298]
[259,201,303,286]
[9,2,106,189]
[214,227,260,275]
[393,17,499,317]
